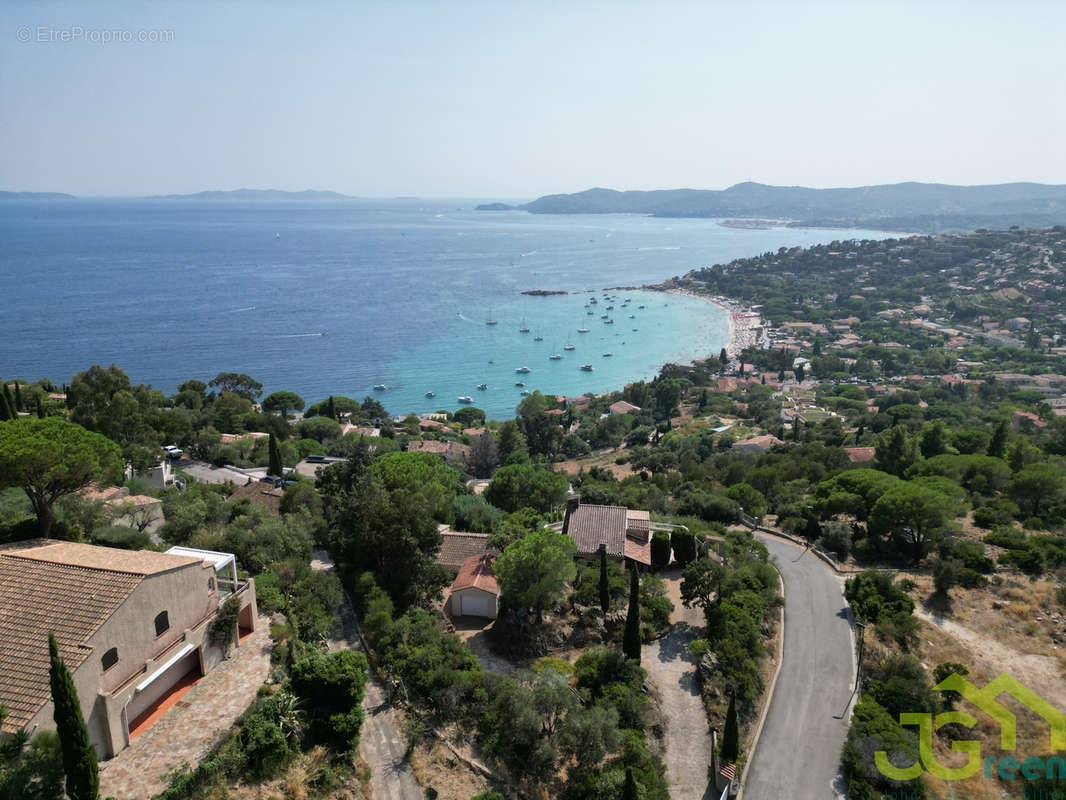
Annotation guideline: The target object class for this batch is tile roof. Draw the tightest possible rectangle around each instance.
[566,504,629,558]
[450,555,499,595]
[844,446,877,464]
[0,539,200,576]
[0,547,144,733]
[228,480,284,514]
[609,400,641,414]
[437,532,495,571]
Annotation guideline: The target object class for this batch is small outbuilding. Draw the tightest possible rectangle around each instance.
[448,555,500,619]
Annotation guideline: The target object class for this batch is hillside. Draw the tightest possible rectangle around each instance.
[478,182,1066,233]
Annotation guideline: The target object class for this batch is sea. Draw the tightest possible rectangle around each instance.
[0,200,895,420]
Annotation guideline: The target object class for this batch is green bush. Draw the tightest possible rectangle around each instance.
[290,649,369,751]
[670,529,697,566]
[650,530,671,570]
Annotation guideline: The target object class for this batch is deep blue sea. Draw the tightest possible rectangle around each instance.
[0,200,892,419]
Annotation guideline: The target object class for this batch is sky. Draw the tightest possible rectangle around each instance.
[2,0,1065,198]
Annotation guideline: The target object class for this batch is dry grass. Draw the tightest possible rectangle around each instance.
[875,572,1066,797]
[408,736,499,800]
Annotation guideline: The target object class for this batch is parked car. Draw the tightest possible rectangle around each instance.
[163,445,183,459]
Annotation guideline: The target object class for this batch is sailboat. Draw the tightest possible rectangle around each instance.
[549,343,562,360]
[486,308,498,325]
[578,326,589,333]
[563,342,576,351]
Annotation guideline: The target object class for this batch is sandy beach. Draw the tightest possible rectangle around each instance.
[663,287,764,360]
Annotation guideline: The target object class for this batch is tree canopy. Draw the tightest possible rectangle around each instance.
[493,528,576,623]
[0,418,123,536]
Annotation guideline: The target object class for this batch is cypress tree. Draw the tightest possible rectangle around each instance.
[719,347,728,366]
[598,545,609,617]
[1,383,15,419]
[326,395,336,421]
[988,418,1009,459]
[622,767,638,800]
[36,394,45,419]
[0,388,11,421]
[623,566,641,662]
[48,633,99,800]
[268,433,283,477]
[14,381,24,412]
[721,690,739,764]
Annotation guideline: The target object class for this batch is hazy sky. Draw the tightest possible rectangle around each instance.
[2,0,1064,197]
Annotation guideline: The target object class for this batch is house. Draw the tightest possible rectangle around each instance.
[562,497,652,566]
[448,555,500,619]
[228,479,285,514]
[0,539,257,759]
[609,400,641,415]
[844,447,877,464]
[408,439,471,464]
[437,531,496,573]
[731,435,784,454]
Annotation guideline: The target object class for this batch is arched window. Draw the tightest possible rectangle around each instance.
[154,610,170,637]
[102,647,119,671]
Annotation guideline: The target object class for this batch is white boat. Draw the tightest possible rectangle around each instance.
[519,326,530,333]
[580,364,594,371]
[515,366,531,373]
[520,390,531,396]
[578,327,589,333]
[373,384,388,391]
[563,343,575,350]
[604,319,614,324]
[534,334,543,341]
[549,353,562,360]
[515,381,525,387]
[425,391,436,398]
[602,352,613,357]
[458,396,474,403]
[486,319,498,325]
[477,383,488,390]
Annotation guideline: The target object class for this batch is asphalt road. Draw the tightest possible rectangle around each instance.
[742,535,856,800]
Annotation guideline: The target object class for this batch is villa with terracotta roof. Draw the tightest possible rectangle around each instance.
[0,539,257,759]
[437,531,497,573]
[561,497,654,566]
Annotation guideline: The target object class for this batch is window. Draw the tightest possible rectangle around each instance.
[154,610,170,637]
[102,647,119,671]
[208,577,216,592]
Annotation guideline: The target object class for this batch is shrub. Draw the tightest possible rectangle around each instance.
[983,527,1027,550]
[290,649,369,751]
[817,520,853,559]
[209,596,241,650]
[650,530,671,570]
[670,529,697,566]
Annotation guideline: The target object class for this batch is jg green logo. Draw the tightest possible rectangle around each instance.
[876,673,1066,782]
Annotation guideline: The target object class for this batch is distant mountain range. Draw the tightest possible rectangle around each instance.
[0,191,76,200]
[476,181,1066,233]
[146,189,358,201]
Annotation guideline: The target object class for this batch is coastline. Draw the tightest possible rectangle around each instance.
[660,287,764,360]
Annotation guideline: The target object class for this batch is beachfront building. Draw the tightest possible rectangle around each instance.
[0,539,257,759]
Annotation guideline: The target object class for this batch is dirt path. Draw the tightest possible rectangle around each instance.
[311,550,421,800]
[642,570,715,800]
[916,608,1065,705]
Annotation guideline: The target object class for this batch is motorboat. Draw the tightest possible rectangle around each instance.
[515,366,531,373]
[563,344,575,350]
[425,391,436,398]
[373,384,388,391]
[580,364,594,371]
[458,396,474,403]
[602,352,613,357]
[477,383,488,390]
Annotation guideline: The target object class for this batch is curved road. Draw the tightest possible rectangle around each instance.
[743,534,855,800]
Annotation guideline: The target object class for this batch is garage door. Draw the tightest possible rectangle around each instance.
[125,648,200,728]
[460,591,492,618]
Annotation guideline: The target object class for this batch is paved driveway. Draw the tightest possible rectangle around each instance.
[742,535,855,800]
[643,572,715,800]
[98,619,273,800]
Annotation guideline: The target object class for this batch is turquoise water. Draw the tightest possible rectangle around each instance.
[0,200,895,419]
[381,289,726,418]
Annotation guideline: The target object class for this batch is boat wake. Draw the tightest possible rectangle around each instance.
[230,306,256,312]
[280,332,327,338]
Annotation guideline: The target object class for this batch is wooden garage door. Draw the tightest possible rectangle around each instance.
[460,591,492,618]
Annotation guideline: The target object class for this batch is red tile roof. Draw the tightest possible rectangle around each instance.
[844,446,876,464]
[437,532,496,571]
[450,555,499,595]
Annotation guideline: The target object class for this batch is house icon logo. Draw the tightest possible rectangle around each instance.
[876,673,1066,782]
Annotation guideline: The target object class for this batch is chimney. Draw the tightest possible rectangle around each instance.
[562,494,581,535]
